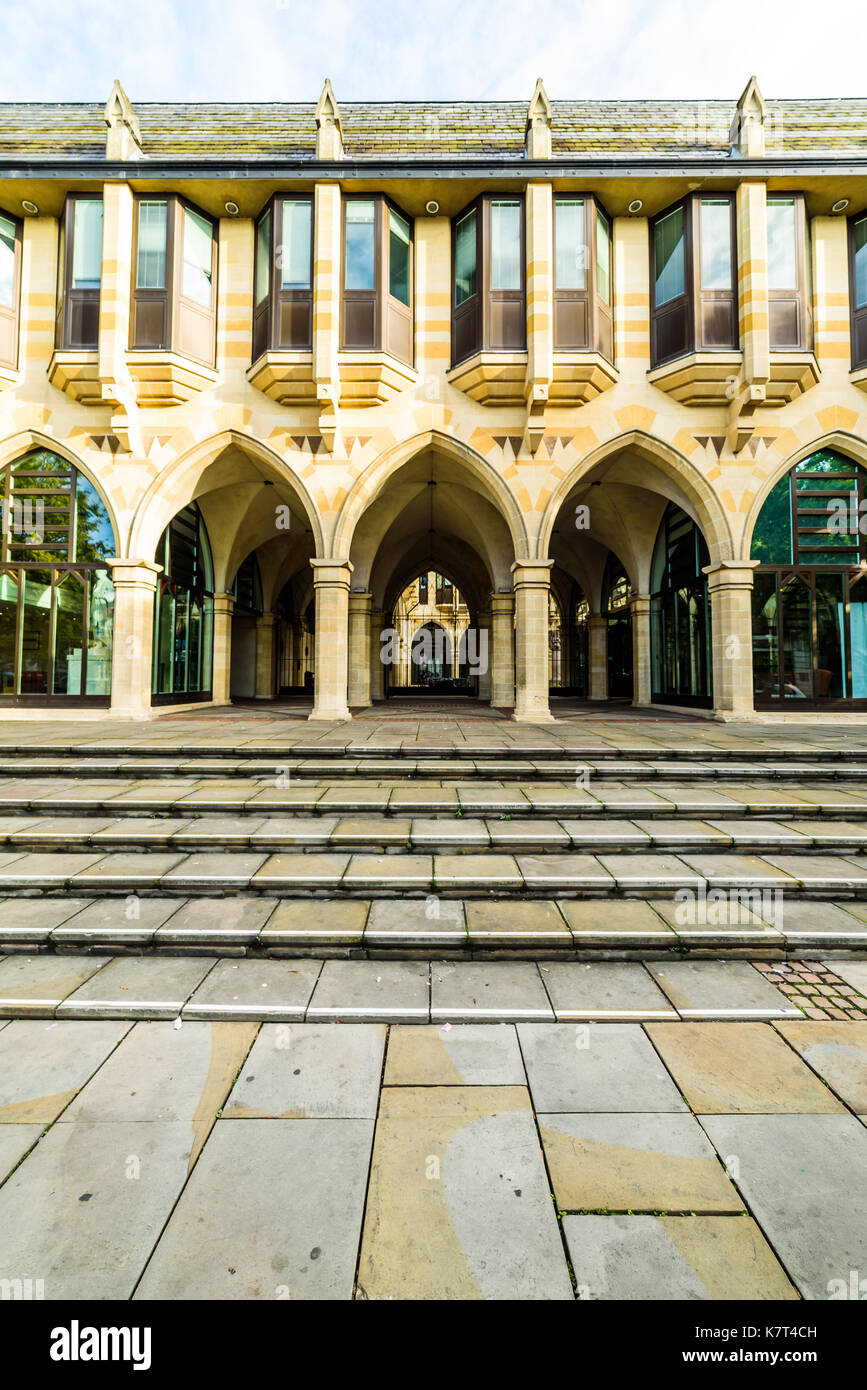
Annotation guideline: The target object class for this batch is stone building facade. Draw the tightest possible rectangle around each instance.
[0,78,866,720]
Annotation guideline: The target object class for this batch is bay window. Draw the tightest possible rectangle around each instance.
[130,195,217,366]
[849,211,867,370]
[341,195,413,364]
[56,195,103,351]
[252,195,313,359]
[767,194,811,350]
[553,195,613,357]
[650,194,737,367]
[0,209,21,370]
[451,195,525,365]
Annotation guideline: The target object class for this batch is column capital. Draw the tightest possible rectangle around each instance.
[213,590,235,618]
[310,557,353,588]
[702,560,759,590]
[105,558,162,589]
[348,589,372,609]
[257,610,276,628]
[628,592,652,614]
[510,559,553,587]
[490,591,515,613]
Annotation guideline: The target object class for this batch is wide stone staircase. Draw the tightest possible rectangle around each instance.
[0,734,866,958]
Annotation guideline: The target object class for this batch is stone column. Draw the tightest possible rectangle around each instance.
[98,182,134,407]
[476,608,492,701]
[736,181,770,388]
[211,592,235,706]
[309,558,352,721]
[703,561,759,718]
[255,612,276,699]
[629,594,652,706]
[489,594,515,709]
[313,182,342,444]
[812,215,851,369]
[369,607,385,701]
[107,559,162,718]
[348,591,373,708]
[588,614,608,701]
[512,561,553,723]
[524,181,553,448]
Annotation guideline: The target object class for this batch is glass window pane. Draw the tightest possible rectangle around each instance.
[86,570,114,696]
[700,199,732,289]
[851,575,867,698]
[490,200,521,291]
[181,208,214,307]
[255,208,271,306]
[767,198,797,290]
[654,206,685,306]
[555,200,585,290]
[388,209,411,306]
[71,199,102,290]
[596,209,611,303]
[780,574,813,699]
[345,200,375,291]
[454,209,477,305]
[815,571,846,698]
[751,475,793,564]
[0,571,17,695]
[136,201,167,290]
[52,572,84,695]
[752,572,779,699]
[0,214,15,309]
[280,199,311,290]
[854,216,867,310]
[73,473,114,562]
[20,570,51,695]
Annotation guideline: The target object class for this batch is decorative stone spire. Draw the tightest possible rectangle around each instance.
[316,79,343,160]
[730,76,767,157]
[104,79,142,159]
[525,78,552,159]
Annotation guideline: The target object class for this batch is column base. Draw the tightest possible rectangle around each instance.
[308,707,352,722]
[512,706,555,723]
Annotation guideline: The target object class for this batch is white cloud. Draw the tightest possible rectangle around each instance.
[0,0,863,101]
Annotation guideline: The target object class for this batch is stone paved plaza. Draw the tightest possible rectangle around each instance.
[1,708,866,1300]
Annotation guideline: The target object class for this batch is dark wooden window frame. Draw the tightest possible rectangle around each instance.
[129,194,218,368]
[650,193,738,368]
[767,192,812,352]
[252,193,314,360]
[340,193,414,366]
[450,193,526,367]
[553,194,613,359]
[56,193,103,352]
[848,209,867,371]
[0,207,22,371]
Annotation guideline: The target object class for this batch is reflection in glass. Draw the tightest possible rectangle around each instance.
[555,200,585,289]
[71,200,103,290]
[20,570,51,695]
[0,571,17,695]
[751,572,779,699]
[388,209,411,306]
[814,570,846,698]
[345,201,375,291]
[490,201,521,291]
[852,576,867,698]
[700,199,732,289]
[136,201,167,290]
[52,572,84,695]
[780,575,813,698]
[86,570,114,696]
[280,200,312,290]
[181,208,213,307]
[767,198,797,290]
[0,214,15,309]
[654,206,684,306]
[454,210,477,304]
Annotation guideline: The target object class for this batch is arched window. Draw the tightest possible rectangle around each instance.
[651,501,712,705]
[751,449,867,704]
[411,621,451,686]
[152,502,214,701]
[0,449,115,703]
[232,552,263,615]
[602,552,633,697]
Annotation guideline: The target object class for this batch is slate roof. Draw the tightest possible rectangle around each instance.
[0,98,866,162]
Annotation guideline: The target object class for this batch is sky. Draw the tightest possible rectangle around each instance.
[0,0,863,103]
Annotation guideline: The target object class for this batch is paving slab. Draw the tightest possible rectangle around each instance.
[540,962,678,1021]
[365,898,465,946]
[224,1022,385,1118]
[258,898,367,946]
[57,956,215,1020]
[596,854,703,892]
[182,959,322,1021]
[329,817,411,848]
[516,854,614,891]
[134,1117,374,1300]
[168,816,266,847]
[650,895,785,946]
[384,1023,526,1086]
[0,1019,130,1123]
[539,1112,745,1212]
[250,853,351,890]
[159,852,267,889]
[0,1122,42,1178]
[409,818,490,849]
[557,819,652,850]
[60,1019,257,1166]
[0,896,94,943]
[773,1021,867,1113]
[344,854,435,890]
[356,1086,572,1300]
[0,953,110,1017]
[306,961,429,1021]
[465,900,571,946]
[763,853,867,891]
[0,852,102,887]
[52,897,181,946]
[645,1022,846,1113]
[246,816,338,848]
[431,962,552,1022]
[700,1114,867,1299]
[153,897,274,944]
[517,1023,687,1112]
[562,1214,798,1301]
[0,1118,195,1299]
[90,818,192,846]
[648,961,801,1020]
[557,899,676,945]
[778,901,867,945]
[825,959,867,995]
[70,852,187,889]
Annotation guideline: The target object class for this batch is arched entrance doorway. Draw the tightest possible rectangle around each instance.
[750,448,867,707]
